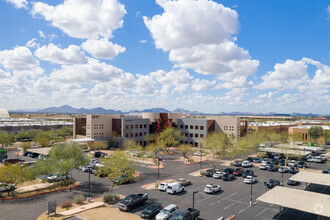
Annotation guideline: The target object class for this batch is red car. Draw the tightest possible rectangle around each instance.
[233,168,244,176]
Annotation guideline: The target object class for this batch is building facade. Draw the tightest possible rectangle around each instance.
[177,118,208,147]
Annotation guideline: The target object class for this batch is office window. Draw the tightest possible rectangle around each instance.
[130,133,133,137]
[200,134,204,138]
[140,132,142,136]
[195,143,198,147]
[144,132,147,135]
[135,124,138,129]
[135,133,138,137]
[190,125,193,129]
[195,134,198,137]
[200,126,204,130]
[195,126,198,129]
[185,133,188,137]
[131,125,133,129]
[180,125,183,129]
[140,124,142,128]
[144,124,147,128]
[189,142,193,145]
[126,125,129,129]
[185,125,188,129]
[190,133,193,137]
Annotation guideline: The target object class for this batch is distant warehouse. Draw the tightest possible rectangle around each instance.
[0,118,73,133]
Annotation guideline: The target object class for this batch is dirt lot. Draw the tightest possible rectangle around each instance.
[77,206,142,220]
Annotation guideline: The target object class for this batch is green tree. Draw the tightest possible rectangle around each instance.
[290,133,303,145]
[145,142,163,158]
[177,144,193,158]
[201,132,233,169]
[89,141,107,152]
[308,126,323,142]
[97,151,135,192]
[124,139,143,152]
[0,131,15,148]
[324,131,330,145]
[34,131,51,147]
[32,143,89,185]
[156,127,184,153]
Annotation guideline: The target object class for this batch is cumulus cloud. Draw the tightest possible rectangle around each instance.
[5,0,28,9]
[35,43,88,65]
[31,0,126,40]
[38,30,46,39]
[26,38,39,48]
[81,38,126,60]
[192,79,216,91]
[144,0,259,89]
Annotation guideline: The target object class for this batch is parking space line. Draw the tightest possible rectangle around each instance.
[255,204,273,218]
[223,195,249,209]
[197,196,212,203]
[210,192,237,206]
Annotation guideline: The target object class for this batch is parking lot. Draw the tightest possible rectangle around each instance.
[0,150,329,220]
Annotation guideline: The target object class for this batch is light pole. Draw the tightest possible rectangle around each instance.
[281,172,284,186]
[250,182,253,206]
[157,156,160,182]
[192,190,198,209]
[88,167,91,200]
[200,154,202,171]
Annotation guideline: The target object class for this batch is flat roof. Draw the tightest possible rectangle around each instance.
[257,186,330,217]
[69,137,111,143]
[291,125,330,130]
[27,147,52,155]
[289,171,330,187]
[275,144,320,151]
[259,147,310,156]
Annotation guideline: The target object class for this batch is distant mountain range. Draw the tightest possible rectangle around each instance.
[8,105,325,117]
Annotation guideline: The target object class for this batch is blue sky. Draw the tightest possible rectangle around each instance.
[0,0,329,114]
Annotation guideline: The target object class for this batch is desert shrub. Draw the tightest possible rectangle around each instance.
[73,194,85,204]
[155,182,160,188]
[60,200,73,209]
[188,158,194,164]
[200,171,205,176]
[229,161,235,166]
[103,193,119,203]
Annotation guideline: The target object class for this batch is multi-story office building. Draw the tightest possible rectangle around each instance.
[177,118,208,147]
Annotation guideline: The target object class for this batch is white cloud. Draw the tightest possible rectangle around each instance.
[26,38,39,48]
[81,38,125,60]
[38,30,46,39]
[256,59,309,90]
[5,0,28,9]
[135,74,156,95]
[139,40,147,44]
[144,0,259,89]
[328,5,330,15]
[31,0,126,39]
[35,43,88,65]
[191,79,216,91]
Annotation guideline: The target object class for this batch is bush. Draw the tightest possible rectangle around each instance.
[60,200,73,209]
[73,194,85,204]
[155,182,160,188]
[188,158,194,164]
[200,171,205,176]
[103,193,119,203]
[229,161,235,166]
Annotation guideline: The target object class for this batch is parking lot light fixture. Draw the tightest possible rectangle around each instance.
[281,172,284,186]
[250,182,253,206]
[88,167,91,201]
[200,154,202,171]
[192,190,198,209]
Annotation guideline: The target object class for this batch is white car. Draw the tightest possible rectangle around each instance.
[156,204,178,220]
[307,156,314,162]
[241,160,252,168]
[288,160,297,167]
[194,150,206,156]
[244,176,256,184]
[90,159,98,164]
[213,171,225,179]
[314,156,324,163]
[320,154,327,161]
[94,163,104,168]
[158,182,169,191]
[278,166,289,173]
[204,184,221,194]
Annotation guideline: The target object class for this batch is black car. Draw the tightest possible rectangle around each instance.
[169,208,200,220]
[118,193,148,211]
[278,159,285,166]
[223,168,234,174]
[115,175,133,185]
[242,170,254,178]
[266,179,280,188]
[222,173,234,181]
[270,158,279,164]
[204,169,217,177]
[141,204,162,219]
[288,167,299,174]
[322,169,329,174]
[297,161,307,168]
[287,180,300,186]
[29,152,39,158]
[246,157,254,162]
[94,151,103,158]
[267,164,279,172]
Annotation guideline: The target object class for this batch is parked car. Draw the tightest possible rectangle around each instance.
[278,166,289,173]
[141,204,163,219]
[82,164,95,172]
[242,170,254,178]
[175,178,191,186]
[233,160,242,166]
[94,151,103,158]
[278,159,286,166]
[244,175,256,184]
[169,208,200,220]
[266,179,281,189]
[267,164,279,172]
[262,158,270,163]
[270,158,279,164]
[253,158,261,163]
[223,168,234,174]
[213,171,225,179]
[320,146,326,151]
[297,161,307,168]
[156,204,179,220]
[241,161,252,168]
[114,175,133,185]
[166,183,184,194]
[158,183,169,192]
[204,184,221,194]
[29,152,39,158]
[287,180,300,186]
[320,154,327,161]
[322,169,329,174]
[233,168,244,176]
[246,157,254,162]
[222,173,234,181]
[307,156,314,162]
[204,169,217,177]
[288,160,297,167]
[260,163,268,170]
[118,193,148,211]
[288,167,299,174]
[314,156,324,163]
[90,159,98,164]
[193,150,206,156]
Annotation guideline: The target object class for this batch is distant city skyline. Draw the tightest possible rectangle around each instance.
[0,0,329,114]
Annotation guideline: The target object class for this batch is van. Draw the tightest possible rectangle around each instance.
[166,183,184,194]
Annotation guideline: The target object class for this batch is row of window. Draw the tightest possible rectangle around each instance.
[125,132,147,138]
[125,124,147,129]
[180,141,199,147]
[179,125,204,130]
[224,126,234,131]
[184,133,204,138]
[93,124,104,129]
[93,133,104,137]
